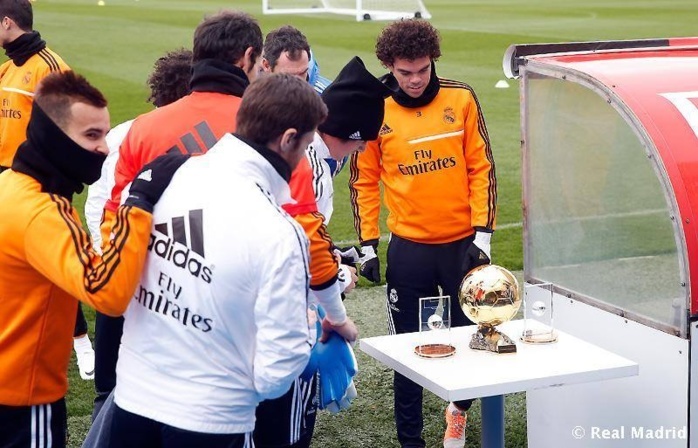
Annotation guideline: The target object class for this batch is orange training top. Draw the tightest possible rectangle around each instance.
[349,78,497,245]
[0,47,69,167]
[106,91,242,212]
[284,156,338,288]
[0,171,152,406]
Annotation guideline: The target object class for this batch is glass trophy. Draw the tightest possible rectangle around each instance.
[414,295,456,358]
[521,282,558,343]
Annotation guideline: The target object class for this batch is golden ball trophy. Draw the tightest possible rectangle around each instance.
[459,264,521,354]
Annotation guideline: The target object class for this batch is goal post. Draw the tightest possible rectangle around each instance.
[261,0,431,22]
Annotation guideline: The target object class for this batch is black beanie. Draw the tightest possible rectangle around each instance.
[318,56,392,141]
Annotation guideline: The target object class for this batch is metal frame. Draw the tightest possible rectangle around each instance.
[261,0,431,21]
[520,62,690,338]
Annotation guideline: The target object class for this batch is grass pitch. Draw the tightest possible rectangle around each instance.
[6,0,698,446]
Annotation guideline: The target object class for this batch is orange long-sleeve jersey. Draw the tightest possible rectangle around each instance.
[0,171,152,406]
[0,47,69,167]
[283,156,337,289]
[349,78,496,245]
[105,91,243,213]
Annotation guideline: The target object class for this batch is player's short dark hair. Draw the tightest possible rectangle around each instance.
[263,25,311,70]
[375,19,441,66]
[0,0,33,31]
[237,74,327,146]
[34,71,107,129]
[193,10,263,67]
[147,48,193,107]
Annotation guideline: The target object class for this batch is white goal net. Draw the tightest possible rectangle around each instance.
[262,0,431,21]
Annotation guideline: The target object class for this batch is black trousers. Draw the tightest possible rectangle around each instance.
[108,405,253,448]
[386,234,476,448]
[253,375,318,448]
[93,312,124,419]
[74,303,88,337]
[0,398,67,448]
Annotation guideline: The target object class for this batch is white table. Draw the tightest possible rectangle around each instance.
[360,320,638,447]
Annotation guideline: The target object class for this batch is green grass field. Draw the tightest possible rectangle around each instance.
[7,0,698,446]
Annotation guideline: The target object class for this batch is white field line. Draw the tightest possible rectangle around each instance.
[334,208,669,246]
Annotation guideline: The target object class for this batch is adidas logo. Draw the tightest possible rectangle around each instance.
[348,131,362,140]
[137,169,153,182]
[149,209,213,283]
[379,123,393,136]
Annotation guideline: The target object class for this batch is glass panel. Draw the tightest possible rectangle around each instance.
[524,73,685,328]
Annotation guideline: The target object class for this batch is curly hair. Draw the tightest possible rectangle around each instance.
[147,48,193,107]
[375,19,441,67]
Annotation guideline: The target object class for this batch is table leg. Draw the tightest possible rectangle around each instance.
[481,395,505,448]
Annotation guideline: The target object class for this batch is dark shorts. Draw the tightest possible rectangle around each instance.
[253,374,318,448]
[109,404,253,448]
[0,398,67,448]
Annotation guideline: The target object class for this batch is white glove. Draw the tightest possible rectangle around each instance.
[334,246,361,264]
[473,231,492,259]
[358,245,380,283]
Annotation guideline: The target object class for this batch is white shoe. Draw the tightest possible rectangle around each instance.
[74,335,95,380]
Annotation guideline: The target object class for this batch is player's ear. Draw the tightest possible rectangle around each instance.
[261,56,272,73]
[279,128,299,153]
[241,46,257,78]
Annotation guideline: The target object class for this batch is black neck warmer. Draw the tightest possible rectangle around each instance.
[233,134,292,182]
[190,59,249,97]
[382,62,440,109]
[4,31,46,66]
[12,105,107,200]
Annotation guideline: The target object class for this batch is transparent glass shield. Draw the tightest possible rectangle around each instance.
[414,295,455,358]
[521,282,558,343]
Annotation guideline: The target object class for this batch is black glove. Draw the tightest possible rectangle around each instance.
[124,154,190,213]
[334,246,361,267]
[461,231,492,275]
[358,244,381,283]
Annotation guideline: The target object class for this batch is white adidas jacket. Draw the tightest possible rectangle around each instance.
[114,134,312,434]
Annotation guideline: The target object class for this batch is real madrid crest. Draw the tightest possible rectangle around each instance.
[443,107,455,124]
[22,71,32,85]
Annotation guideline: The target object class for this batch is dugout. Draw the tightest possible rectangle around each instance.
[503,38,698,447]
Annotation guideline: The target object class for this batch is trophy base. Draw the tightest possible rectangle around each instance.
[521,329,558,344]
[469,325,517,354]
[414,344,456,359]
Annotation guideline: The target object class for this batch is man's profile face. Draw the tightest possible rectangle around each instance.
[64,102,110,155]
[324,134,366,160]
[389,56,432,98]
[271,50,310,80]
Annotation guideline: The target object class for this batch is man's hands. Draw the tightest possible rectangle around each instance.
[320,315,358,344]
[300,308,360,413]
[358,244,381,283]
[462,231,492,274]
[337,264,358,295]
[124,154,189,213]
[311,331,358,412]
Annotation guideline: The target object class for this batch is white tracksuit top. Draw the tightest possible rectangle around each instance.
[114,134,313,434]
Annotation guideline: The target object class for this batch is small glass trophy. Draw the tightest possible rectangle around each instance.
[521,282,558,344]
[414,295,456,358]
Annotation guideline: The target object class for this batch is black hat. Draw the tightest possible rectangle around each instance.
[318,56,392,141]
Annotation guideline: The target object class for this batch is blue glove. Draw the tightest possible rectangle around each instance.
[315,331,358,411]
[299,306,358,411]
